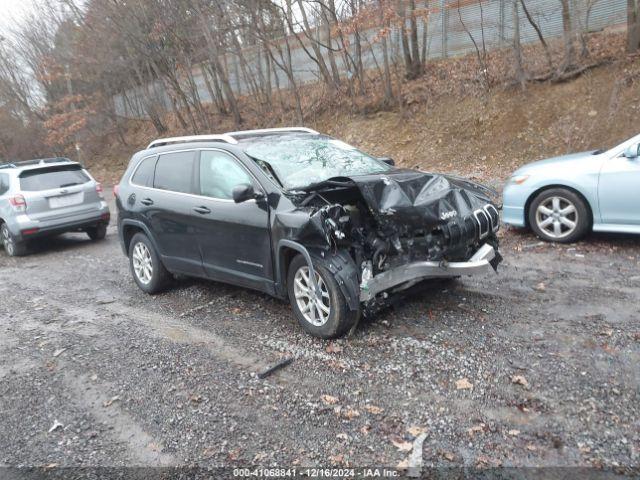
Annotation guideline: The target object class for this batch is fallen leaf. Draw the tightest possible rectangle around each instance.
[336,433,349,441]
[396,458,410,470]
[456,378,473,390]
[341,407,360,420]
[534,282,546,292]
[511,375,529,387]
[190,394,202,404]
[508,429,520,436]
[364,405,383,415]
[325,343,343,354]
[391,437,413,452]
[443,451,455,461]
[321,394,339,405]
[599,329,613,337]
[526,444,537,451]
[103,395,120,407]
[407,425,427,436]
[468,424,485,436]
[360,425,372,435]
[328,453,344,464]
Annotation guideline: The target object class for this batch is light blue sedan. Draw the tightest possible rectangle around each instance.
[503,134,640,243]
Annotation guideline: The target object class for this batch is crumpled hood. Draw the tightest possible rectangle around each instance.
[342,169,496,230]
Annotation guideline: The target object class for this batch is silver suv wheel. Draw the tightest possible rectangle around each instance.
[1,224,14,256]
[293,265,331,326]
[132,241,153,284]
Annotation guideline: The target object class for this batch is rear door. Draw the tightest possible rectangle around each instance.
[193,149,272,291]
[18,164,101,222]
[144,150,204,276]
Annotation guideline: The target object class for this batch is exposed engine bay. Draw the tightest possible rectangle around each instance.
[275,169,502,311]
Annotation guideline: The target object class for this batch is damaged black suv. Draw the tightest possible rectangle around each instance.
[116,128,502,338]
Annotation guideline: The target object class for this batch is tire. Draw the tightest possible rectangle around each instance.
[87,224,107,241]
[528,188,590,243]
[287,254,358,339]
[128,232,171,294]
[1,223,27,257]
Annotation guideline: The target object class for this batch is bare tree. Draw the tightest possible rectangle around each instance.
[629,0,640,53]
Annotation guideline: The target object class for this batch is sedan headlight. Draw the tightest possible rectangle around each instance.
[509,174,530,185]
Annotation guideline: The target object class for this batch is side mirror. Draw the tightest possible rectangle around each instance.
[232,183,259,203]
[623,144,639,159]
[379,157,395,166]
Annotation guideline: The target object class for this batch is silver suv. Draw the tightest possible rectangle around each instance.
[0,158,110,256]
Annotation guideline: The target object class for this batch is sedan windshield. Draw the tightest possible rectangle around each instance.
[243,135,391,189]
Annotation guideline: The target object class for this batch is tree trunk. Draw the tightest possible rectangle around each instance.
[628,0,640,53]
[513,0,526,88]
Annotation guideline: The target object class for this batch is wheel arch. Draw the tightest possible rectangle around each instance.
[524,184,594,229]
[120,219,159,257]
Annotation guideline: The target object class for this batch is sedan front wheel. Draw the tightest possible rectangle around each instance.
[529,188,590,243]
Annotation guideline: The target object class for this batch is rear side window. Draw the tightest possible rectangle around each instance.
[0,173,9,195]
[154,151,196,194]
[19,165,90,191]
[131,156,157,187]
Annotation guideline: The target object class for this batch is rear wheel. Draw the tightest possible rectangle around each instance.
[528,188,590,243]
[87,224,107,241]
[287,255,358,339]
[1,223,27,257]
[129,232,171,293]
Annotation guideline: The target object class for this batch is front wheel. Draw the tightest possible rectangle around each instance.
[528,188,590,243]
[1,223,27,257]
[128,233,171,294]
[287,255,358,339]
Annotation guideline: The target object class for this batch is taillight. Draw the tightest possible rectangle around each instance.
[9,195,26,212]
[96,183,104,199]
[113,184,119,198]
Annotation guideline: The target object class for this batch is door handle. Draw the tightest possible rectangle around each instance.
[140,198,154,206]
[193,206,211,215]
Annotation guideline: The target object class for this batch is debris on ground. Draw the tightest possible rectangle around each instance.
[511,375,529,387]
[257,357,293,379]
[455,378,473,390]
[48,420,64,433]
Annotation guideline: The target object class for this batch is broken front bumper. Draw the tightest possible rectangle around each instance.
[360,243,498,302]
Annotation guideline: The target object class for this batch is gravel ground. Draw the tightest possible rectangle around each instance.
[1,191,639,475]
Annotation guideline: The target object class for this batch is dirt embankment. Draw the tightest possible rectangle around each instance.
[89,33,640,186]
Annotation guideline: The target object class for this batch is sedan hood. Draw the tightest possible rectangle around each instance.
[514,150,599,174]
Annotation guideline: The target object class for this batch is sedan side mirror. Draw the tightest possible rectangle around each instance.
[379,157,395,166]
[623,144,640,159]
[232,183,259,203]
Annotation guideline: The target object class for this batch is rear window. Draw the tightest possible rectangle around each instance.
[153,151,196,194]
[131,156,157,187]
[19,165,90,191]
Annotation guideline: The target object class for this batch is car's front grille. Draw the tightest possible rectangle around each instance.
[473,205,499,239]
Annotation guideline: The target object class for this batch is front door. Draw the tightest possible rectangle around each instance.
[598,145,640,226]
[193,149,272,292]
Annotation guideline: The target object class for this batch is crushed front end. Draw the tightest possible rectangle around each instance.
[278,169,502,312]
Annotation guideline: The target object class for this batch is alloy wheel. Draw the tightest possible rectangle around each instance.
[1,225,14,256]
[535,196,578,240]
[293,266,331,327]
[132,242,153,284]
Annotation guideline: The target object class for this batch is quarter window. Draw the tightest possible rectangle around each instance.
[131,156,157,187]
[154,151,196,194]
[199,151,253,200]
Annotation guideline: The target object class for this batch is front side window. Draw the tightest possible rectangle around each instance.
[19,165,90,191]
[242,134,390,189]
[199,150,253,200]
[131,156,157,187]
[154,151,196,194]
